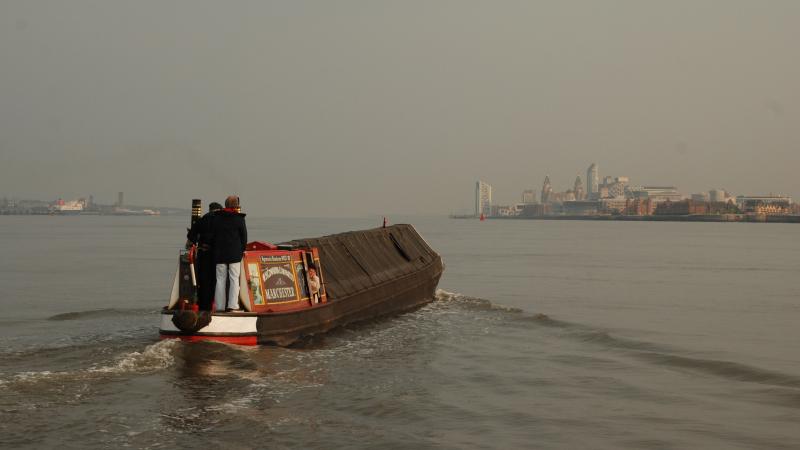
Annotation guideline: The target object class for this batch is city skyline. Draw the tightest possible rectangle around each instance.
[465,160,795,217]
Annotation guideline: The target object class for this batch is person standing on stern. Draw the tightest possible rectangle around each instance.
[212,196,248,312]
[186,201,223,311]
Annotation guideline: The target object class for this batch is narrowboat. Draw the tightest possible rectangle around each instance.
[159,211,443,346]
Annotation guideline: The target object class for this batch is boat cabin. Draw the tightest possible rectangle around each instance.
[240,241,328,312]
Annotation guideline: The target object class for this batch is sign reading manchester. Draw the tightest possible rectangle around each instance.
[261,262,297,302]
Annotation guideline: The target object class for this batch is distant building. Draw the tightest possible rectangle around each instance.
[596,175,628,199]
[563,200,599,216]
[691,193,710,202]
[117,191,124,208]
[709,189,727,203]
[599,197,627,213]
[573,176,585,200]
[625,198,654,216]
[493,204,522,216]
[541,176,553,204]
[586,163,599,198]
[606,181,627,198]
[475,181,492,217]
[521,189,536,204]
[628,186,682,205]
[707,201,740,215]
[521,203,552,217]
[647,198,741,216]
[736,195,792,215]
[654,199,708,215]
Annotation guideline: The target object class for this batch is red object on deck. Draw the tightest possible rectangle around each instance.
[247,241,278,251]
[479,213,485,221]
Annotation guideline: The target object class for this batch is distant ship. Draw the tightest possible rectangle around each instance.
[53,199,84,215]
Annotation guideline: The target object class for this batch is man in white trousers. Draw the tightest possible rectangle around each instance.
[211,196,248,312]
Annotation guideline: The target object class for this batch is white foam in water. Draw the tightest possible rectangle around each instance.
[435,289,463,301]
[0,340,178,388]
[89,339,178,374]
[435,289,526,316]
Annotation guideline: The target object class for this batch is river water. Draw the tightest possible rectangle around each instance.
[1,215,799,449]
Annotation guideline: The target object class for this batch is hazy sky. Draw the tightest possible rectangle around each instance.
[1,1,798,216]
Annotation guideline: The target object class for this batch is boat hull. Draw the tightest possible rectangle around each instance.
[159,257,443,345]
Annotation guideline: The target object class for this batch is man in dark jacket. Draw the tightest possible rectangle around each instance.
[212,196,248,312]
[186,202,222,311]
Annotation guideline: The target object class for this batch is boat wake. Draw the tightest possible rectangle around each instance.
[434,289,800,390]
[47,308,157,321]
[0,340,178,389]
[435,289,525,314]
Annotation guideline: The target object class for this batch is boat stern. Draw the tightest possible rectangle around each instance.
[159,311,259,345]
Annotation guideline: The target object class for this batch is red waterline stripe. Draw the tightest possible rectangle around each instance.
[159,334,258,345]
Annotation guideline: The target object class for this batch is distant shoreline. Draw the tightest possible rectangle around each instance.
[452,214,800,224]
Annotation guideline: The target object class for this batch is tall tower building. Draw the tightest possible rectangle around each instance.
[574,176,585,200]
[117,191,124,208]
[541,176,553,204]
[475,181,492,216]
[586,163,599,198]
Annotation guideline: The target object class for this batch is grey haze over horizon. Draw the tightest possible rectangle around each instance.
[1,1,798,217]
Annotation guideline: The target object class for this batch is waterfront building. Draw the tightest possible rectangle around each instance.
[628,186,682,205]
[475,181,492,217]
[625,198,654,216]
[521,189,536,204]
[654,199,708,215]
[599,197,627,213]
[692,193,710,202]
[563,200,600,216]
[494,204,526,216]
[541,176,553,204]
[736,195,792,214]
[708,201,740,215]
[586,163,599,198]
[521,203,551,217]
